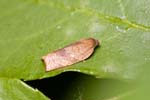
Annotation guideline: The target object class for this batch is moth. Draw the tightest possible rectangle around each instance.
[42,38,99,71]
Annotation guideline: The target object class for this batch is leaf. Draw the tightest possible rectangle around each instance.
[0,0,149,80]
[0,0,150,99]
[0,78,49,100]
[63,78,134,100]
[54,73,150,100]
[0,0,150,80]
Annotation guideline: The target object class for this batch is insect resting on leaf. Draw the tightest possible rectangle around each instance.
[42,38,99,71]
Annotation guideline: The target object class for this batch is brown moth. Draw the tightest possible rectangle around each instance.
[42,38,99,71]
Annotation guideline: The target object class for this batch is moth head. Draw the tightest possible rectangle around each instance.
[82,38,99,47]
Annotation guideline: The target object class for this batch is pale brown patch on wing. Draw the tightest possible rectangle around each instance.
[42,38,99,71]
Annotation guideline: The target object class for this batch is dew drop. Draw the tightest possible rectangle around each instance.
[116,26,126,33]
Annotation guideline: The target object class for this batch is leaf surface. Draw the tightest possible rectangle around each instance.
[0,0,150,99]
[0,78,49,100]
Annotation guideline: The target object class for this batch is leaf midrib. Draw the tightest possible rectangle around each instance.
[35,0,150,31]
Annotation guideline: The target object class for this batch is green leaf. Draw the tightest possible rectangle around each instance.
[0,0,150,99]
[0,0,149,80]
[54,73,150,100]
[62,77,134,100]
[0,78,49,100]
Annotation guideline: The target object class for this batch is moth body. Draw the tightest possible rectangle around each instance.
[42,38,99,71]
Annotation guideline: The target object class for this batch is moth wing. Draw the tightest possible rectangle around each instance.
[42,38,99,71]
[76,48,94,61]
[64,41,95,60]
[43,49,77,71]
